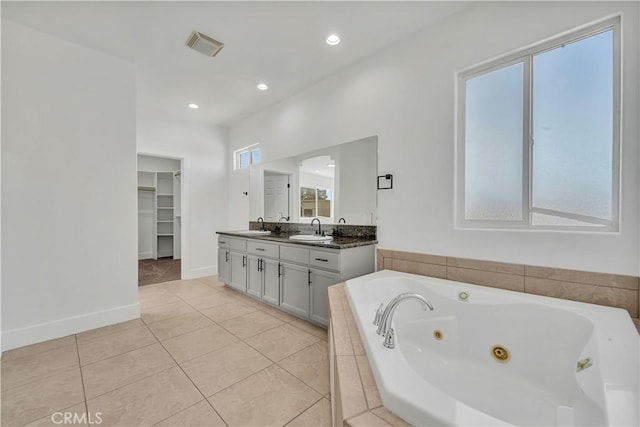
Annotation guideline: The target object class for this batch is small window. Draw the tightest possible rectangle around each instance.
[457,17,620,230]
[234,145,261,170]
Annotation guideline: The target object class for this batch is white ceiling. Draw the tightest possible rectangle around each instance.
[2,1,470,126]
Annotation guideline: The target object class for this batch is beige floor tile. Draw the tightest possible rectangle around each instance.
[219,311,283,339]
[87,367,201,427]
[183,291,237,310]
[208,365,321,427]
[142,300,196,324]
[1,343,79,391]
[181,341,272,397]
[82,343,175,399]
[154,400,226,427]
[196,276,225,288]
[77,319,145,343]
[147,312,215,341]
[347,411,392,426]
[289,318,328,339]
[278,341,329,395]
[1,368,84,426]
[78,325,157,365]
[24,403,88,427]
[165,280,219,300]
[245,324,319,362]
[1,335,76,362]
[199,300,258,323]
[258,304,300,322]
[140,292,183,310]
[162,325,238,363]
[286,398,331,427]
[370,407,412,426]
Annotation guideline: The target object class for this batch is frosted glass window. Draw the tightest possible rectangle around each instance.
[457,18,619,230]
[465,63,524,221]
[532,30,613,220]
[239,151,250,169]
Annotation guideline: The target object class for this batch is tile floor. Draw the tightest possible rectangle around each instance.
[1,276,331,427]
[138,258,181,286]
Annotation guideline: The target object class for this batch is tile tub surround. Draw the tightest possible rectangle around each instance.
[249,221,377,239]
[377,249,640,332]
[1,276,330,427]
[328,283,411,427]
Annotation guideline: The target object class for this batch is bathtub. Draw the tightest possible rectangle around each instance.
[345,270,639,426]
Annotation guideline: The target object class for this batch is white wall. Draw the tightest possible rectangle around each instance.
[229,1,640,275]
[1,20,138,350]
[138,154,180,172]
[137,104,228,279]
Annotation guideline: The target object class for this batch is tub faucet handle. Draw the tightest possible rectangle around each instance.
[383,328,395,349]
[373,303,384,326]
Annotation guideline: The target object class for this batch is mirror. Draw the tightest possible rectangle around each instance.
[249,136,377,225]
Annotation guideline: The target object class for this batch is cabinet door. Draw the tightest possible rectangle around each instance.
[217,248,231,284]
[262,259,280,305]
[229,251,247,292]
[247,255,263,298]
[310,268,340,326]
[280,262,310,318]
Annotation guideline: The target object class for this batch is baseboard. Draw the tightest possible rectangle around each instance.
[1,302,141,352]
[186,265,217,280]
[138,252,153,260]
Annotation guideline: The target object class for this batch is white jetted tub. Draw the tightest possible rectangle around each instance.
[345,270,639,426]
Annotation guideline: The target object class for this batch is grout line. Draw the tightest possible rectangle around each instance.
[74,335,90,421]
[79,340,159,369]
[153,334,231,427]
[282,395,326,427]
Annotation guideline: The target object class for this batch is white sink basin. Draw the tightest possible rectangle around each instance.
[289,235,332,242]
[234,230,271,235]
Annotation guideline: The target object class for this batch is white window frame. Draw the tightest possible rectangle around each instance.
[456,16,621,231]
[233,144,260,170]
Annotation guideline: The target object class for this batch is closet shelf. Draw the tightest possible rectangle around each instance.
[157,194,174,197]
[157,207,174,210]
[157,220,174,223]
[137,186,156,192]
[158,234,174,236]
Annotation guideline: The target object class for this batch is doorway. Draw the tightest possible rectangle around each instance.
[264,171,290,221]
[137,154,183,286]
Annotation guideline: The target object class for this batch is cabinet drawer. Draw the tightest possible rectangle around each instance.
[309,249,340,271]
[228,237,247,252]
[247,240,279,258]
[280,245,310,265]
[218,236,231,249]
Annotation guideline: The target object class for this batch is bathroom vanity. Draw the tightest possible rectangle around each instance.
[216,231,376,327]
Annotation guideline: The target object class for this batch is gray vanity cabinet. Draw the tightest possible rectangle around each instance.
[247,255,262,298]
[309,268,340,325]
[247,256,280,303]
[229,251,247,292]
[280,262,310,318]
[217,248,231,284]
[262,259,280,305]
[217,233,375,327]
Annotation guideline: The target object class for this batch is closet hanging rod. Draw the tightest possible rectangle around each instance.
[174,171,181,177]
[137,186,156,192]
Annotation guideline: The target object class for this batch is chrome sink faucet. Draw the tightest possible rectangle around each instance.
[311,218,322,235]
[374,293,434,349]
[257,217,265,231]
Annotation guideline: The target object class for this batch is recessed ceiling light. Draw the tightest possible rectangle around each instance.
[187,103,200,109]
[257,83,269,91]
[327,164,335,167]
[326,34,341,45]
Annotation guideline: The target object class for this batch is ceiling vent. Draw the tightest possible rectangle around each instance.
[186,31,224,57]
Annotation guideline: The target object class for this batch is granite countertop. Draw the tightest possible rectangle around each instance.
[216,230,377,249]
